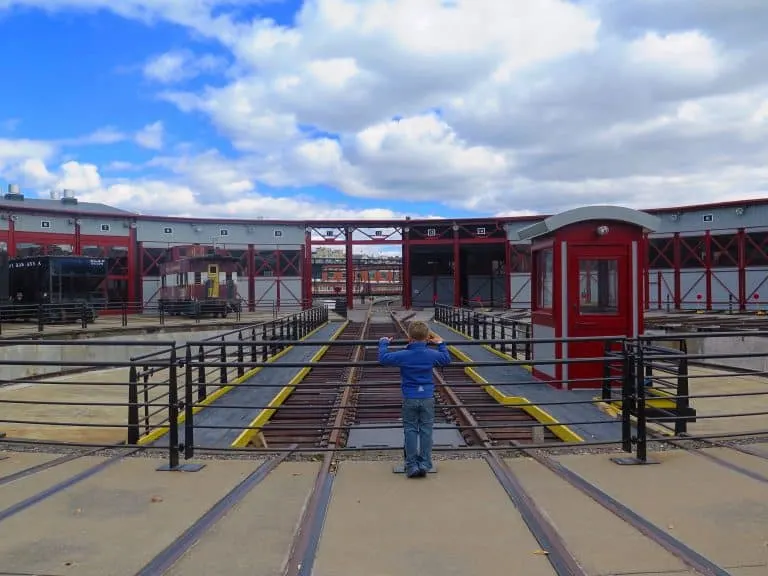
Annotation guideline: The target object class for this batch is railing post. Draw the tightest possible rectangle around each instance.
[490,317,496,349]
[482,315,487,340]
[634,345,652,463]
[141,365,150,436]
[676,355,690,435]
[128,365,139,444]
[602,341,613,401]
[250,327,257,364]
[184,346,194,459]
[37,304,44,332]
[197,345,207,401]
[500,323,506,355]
[611,341,658,466]
[472,314,480,339]
[237,331,245,378]
[525,325,532,360]
[158,348,180,470]
[262,324,268,361]
[220,338,228,384]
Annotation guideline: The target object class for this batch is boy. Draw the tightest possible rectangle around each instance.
[378,321,451,478]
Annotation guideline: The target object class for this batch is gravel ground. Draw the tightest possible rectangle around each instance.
[3,434,768,464]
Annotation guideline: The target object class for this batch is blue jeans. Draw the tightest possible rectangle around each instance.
[402,397,435,472]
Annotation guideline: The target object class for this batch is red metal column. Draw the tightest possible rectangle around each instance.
[453,225,461,307]
[247,244,255,312]
[8,215,16,257]
[738,228,746,311]
[345,226,354,310]
[673,233,681,309]
[704,230,712,310]
[304,230,313,309]
[504,241,512,309]
[127,224,137,305]
[403,228,411,308]
[135,240,143,307]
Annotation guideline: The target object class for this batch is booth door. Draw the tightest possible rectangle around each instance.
[567,245,630,387]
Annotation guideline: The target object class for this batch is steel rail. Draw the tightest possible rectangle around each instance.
[282,305,374,576]
[388,312,588,576]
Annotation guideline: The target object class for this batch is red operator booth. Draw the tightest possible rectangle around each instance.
[516,206,661,389]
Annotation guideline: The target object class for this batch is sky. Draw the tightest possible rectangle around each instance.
[1,0,768,223]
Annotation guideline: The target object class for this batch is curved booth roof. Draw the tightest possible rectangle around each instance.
[516,205,661,241]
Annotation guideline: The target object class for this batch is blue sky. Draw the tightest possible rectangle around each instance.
[0,1,767,221]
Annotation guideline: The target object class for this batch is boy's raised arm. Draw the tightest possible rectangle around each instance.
[378,337,403,366]
[433,341,452,366]
[428,334,452,366]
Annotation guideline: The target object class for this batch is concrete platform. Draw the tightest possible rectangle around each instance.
[165,461,319,576]
[0,367,141,444]
[505,456,690,575]
[670,365,768,437]
[428,320,620,442]
[0,456,260,576]
[312,460,556,576]
[555,449,768,572]
[0,448,766,575]
[151,321,345,448]
[0,311,281,340]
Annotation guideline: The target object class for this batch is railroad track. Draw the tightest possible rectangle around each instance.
[348,320,453,434]
[437,363,558,445]
[256,320,367,449]
[280,307,734,576]
[342,314,551,448]
[384,312,732,576]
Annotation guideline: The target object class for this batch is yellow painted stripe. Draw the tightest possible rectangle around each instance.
[601,397,678,411]
[137,320,332,446]
[447,345,584,443]
[435,319,532,372]
[593,399,675,438]
[230,320,350,448]
[647,387,675,399]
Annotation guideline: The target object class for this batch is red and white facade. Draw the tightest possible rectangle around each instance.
[520,206,660,390]
[1,187,767,312]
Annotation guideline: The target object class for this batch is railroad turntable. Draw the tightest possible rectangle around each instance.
[0,301,765,575]
[2,205,768,575]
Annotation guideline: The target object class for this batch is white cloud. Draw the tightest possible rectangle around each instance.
[5,0,768,220]
[0,138,55,165]
[135,121,164,150]
[143,49,226,83]
[627,31,724,79]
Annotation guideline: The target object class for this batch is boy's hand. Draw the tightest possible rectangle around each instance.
[379,337,392,344]
[428,333,443,344]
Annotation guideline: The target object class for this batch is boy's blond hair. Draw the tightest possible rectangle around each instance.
[407,320,430,341]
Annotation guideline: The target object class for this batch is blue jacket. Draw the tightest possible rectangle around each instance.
[378,339,452,399]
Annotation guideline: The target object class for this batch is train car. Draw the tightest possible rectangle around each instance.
[0,255,103,322]
[158,253,241,317]
[0,251,8,303]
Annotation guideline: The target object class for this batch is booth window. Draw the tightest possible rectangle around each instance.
[578,259,618,314]
[536,249,553,309]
